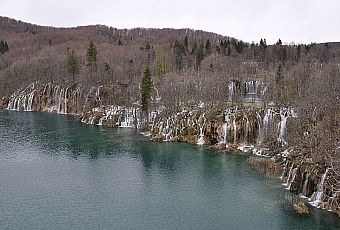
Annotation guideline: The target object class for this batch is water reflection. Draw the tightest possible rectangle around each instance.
[1,110,340,230]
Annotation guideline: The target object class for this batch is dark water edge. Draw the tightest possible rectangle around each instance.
[0,110,339,230]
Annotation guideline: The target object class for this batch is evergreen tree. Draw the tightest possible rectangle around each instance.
[86,41,97,76]
[227,45,231,56]
[205,39,211,54]
[296,45,302,61]
[276,64,284,83]
[145,43,151,50]
[184,36,188,50]
[104,62,111,73]
[191,41,197,55]
[260,38,267,48]
[140,67,153,112]
[276,64,284,103]
[195,43,205,70]
[118,39,123,46]
[281,47,287,63]
[0,41,8,54]
[4,42,9,52]
[66,48,79,81]
[173,41,186,71]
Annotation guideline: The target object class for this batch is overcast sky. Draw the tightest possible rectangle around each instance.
[1,0,339,44]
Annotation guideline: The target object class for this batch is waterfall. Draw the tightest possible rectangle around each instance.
[284,164,294,186]
[310,168,330,208]
[233,115,237,144]
[64,87,69,114]
[280,161,289,180]
[96,86,102,102]
[256,112,263,144]
[154,87,161,102]
[243,115,249,144]
[288,168,298,190]
[278,109,289,145]
[228,81,236,101]
[27,91,35,111]
[119,108,135,128]
[197,125,205,145]
[301,174,309,197]
[245,80,257,94]
[220,123,228,144]
[161,118,173,141]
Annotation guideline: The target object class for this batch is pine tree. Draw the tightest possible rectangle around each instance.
[0,41,6,54]
[66,48,79,82]
[195,43,205,70]
[140,67,153,112]
[4,42,9,52]
[184,36,188,50]
[276,64,284,103]
[205,39,211,54]
[191,41,197,55]
[145,43,151,50]
[296,45,301,61]
[86,41,97,76]
[227,45,231,56]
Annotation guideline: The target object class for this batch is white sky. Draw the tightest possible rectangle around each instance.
[1,0,339,44]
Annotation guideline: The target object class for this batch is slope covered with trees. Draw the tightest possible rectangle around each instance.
[1,16,340,216]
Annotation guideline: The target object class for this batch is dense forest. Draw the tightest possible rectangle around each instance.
[0,16,340,215]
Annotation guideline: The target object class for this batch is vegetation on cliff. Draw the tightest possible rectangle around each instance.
[1,16,339,216]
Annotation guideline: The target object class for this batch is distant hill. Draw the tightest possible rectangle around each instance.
[0,16,339,102]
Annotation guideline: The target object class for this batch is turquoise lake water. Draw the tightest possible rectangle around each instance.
[0,110,339,230]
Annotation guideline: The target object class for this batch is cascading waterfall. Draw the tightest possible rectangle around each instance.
[263,108,274,137]
[228,81,236,101]
[288,168,298,190]
[284,164,294,186]
[243,115,249,144]
[197,125,205,145]
[120,108,135,128]
[220,123,228,144]
[256,112,263,144]
[301,174,309,197]
[278,108,292,145]
[154,87,161,102]
[197,113,206,145]
[310,168,330,208]
[233,115,237,144]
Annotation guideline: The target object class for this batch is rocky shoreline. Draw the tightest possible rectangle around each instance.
[2,81,339,217]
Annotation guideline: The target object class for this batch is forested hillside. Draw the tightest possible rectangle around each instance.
[1,16,340,215]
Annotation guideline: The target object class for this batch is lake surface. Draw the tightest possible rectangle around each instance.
[1,110,339,230]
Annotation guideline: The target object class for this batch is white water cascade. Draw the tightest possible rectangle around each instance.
[7,83,36,111]
[228,81,236,101]
[197,125,205,145]
[310,168,330,208]
[220,123,228,144]
[233,115,237,144]
[301,174,309,197]
[243,115,249,144]
[288,168,298,190]
[284,164,294,187]
[119,108,135,128]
